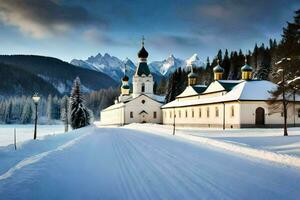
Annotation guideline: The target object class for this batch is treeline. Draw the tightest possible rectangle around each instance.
[162,9,300,103]
[0,87,119,124]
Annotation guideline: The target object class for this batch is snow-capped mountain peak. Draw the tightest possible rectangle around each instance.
[186,53,204,67]
[71,52,205,81]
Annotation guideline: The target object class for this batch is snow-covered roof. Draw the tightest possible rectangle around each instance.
[203,80,243,94]
[177,85,207,98]
[101,102,125,112]
[162,80,300,108]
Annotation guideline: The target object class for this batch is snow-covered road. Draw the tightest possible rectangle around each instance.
[0,126,300,200]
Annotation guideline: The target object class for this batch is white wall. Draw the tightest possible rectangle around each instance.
[162,102,241,128]
[162,101,300,128]
[100,106,124,125]
[124,95,162,124]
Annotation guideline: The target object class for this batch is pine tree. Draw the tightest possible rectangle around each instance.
[70,77,90,129]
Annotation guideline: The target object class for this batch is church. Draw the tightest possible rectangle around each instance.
[162,60,300,128]
[100,39,164,125]
[100,40,300,128]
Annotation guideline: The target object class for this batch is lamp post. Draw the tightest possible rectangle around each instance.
[275,57,291,136]
[32,93,40,140]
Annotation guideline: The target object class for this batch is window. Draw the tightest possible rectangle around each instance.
[231,106,235,117]
[153,112,157,119]
[207,107,210,118]
[141,100,145,104]
[192,109,194,118]
[185,110,188,118]
[215,107,219,117]
[130,112,133,118]
[298,109,300,118]
[281,112,284,117]
[199,108,202,118]
[141,83,145,93]
[169,111,172,118]
[178,110,181,118]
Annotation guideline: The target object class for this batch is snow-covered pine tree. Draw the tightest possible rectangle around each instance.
[70,77,90,129]
[60,95,70,132]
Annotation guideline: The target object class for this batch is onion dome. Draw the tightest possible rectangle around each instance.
[188,65,197,78]
[188,71,198,78]
[137,36,149,58]
[122,84,130,89]
[213,60,224,73]
[241,59,253,72]
[122,75,129,81]
[138,46,149,58]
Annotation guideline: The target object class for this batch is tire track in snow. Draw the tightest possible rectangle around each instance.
[121,129,234,200]
[0,130,92,181]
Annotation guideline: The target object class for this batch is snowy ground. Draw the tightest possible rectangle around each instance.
[0,124,66,148]
[0,124,300,199]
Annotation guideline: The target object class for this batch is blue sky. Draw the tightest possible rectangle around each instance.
[0,0,299,62]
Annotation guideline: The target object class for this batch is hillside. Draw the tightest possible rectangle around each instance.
[0,55,117,95]
[0,63,60,97]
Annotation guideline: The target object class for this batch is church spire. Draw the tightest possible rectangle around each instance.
[136,36,150,76]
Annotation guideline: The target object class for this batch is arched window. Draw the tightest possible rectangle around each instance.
[178,110,181,118]
[141,83,145,93]
[185,110,188,118]
[215,107,219,117]
[192,109,194,118]
[231,106,235,117]
[199,108,202,118]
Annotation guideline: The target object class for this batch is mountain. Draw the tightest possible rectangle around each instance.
[0,55,117,96]
[71,53,205,82]
[71,53,162,82]
[149,54,185,76]
[71,53,134,81]
[0,63,60,97]
[185,54,205,69]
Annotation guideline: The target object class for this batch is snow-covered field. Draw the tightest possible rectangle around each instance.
[0,124,66,148]
[0,124,300,199]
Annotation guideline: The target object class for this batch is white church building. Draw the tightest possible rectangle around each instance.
[100,40,164,125]
[162,60,300,128]
[100,40,300,128]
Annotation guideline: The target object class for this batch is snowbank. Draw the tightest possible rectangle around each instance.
[125,124,300,168]
[0,126,94,181]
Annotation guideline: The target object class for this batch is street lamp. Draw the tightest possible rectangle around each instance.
[32,93,40,140]
[275,57,291,136]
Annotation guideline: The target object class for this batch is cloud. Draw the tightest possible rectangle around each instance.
[0,0,105,38]
[83,28,130,46]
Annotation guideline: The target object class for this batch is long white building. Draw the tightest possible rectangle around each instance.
[162,60,300,128]
[100,40,164,125]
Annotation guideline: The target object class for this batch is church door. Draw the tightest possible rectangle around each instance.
[255,107,265,126]
[139,110,148,123]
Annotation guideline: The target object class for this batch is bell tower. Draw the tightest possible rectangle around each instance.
[132,37,154,98]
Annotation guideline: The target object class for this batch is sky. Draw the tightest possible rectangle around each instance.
[0,0,299,62]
